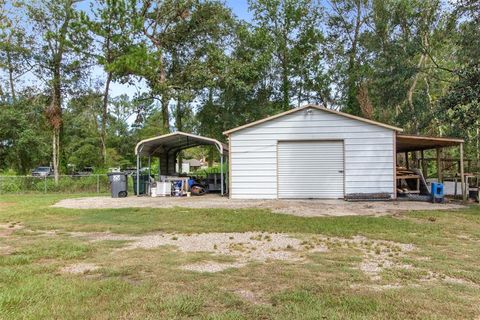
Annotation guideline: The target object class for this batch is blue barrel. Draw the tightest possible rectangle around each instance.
[431,182,444,203]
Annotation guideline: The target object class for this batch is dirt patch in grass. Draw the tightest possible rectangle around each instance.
[420,271,480,288]
[72,231,328,272]
[234,289,266,305]
[53,195,465,217]
[301,235,415,281]
[181,261,246,273]
[69,231,421,279]
[0,202,15,208]
[0,244,14,255]
[0,222,24,237]
[61,262,100,274]
[351,283,407,291]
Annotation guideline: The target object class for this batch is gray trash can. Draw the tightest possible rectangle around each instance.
[107,172,128,198]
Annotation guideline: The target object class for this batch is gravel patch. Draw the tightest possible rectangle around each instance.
[69,231,418,276]
[61,263,99,274]
[52,195,465,217]
[312,235,415,281]
[351,283,407,291]
[72,231,329,272]
[181,261,246,273]
[420,271,480,288]
[234,289,265,304]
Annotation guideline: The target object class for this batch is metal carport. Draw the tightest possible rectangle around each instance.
[134,131,229,196]
[396,134,466,200]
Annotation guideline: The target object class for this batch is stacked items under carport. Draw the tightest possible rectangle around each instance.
[396,167,432,201]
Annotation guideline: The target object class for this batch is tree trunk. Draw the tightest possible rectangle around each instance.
[406,33,428,133]
[101,71,112,164]
[52,128,60,184]
[161,92,170,132]
[282,56,289,110]
[49,80,62,184]
[280,19,290,110]
[158,51,170,132]
[176,98,183,172]
[477,124,479,161]
[6,48,16,102]
[45,0,72,185]
[345,0,362,114]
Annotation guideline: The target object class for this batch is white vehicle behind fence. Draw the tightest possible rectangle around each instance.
[31,167,53,177]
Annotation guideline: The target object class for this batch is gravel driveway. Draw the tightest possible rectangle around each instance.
[52,195,465,217]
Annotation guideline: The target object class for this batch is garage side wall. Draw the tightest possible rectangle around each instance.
[229,108,395,199]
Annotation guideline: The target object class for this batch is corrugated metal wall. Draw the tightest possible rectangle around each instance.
[229,107,395,199]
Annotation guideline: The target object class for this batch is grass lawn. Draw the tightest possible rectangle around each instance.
[0,194,479,319]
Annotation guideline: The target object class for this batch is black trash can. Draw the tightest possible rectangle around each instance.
[132,174,150,195]
[107,172,128,198]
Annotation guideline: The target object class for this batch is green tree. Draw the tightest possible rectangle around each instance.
[0,95,50,173]
[249,0,327,110]
[326,0,364,114]
[438,0,480,157]
[0,0,31,102]
[110,0,235,133]
[87,0,132,164]
[196,23,274,140]
[26,0,90,182]
[63,91,104,169]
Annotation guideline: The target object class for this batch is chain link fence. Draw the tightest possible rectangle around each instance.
[0,175,114,194]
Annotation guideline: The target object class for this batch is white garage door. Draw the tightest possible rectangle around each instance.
[278,141,344,199]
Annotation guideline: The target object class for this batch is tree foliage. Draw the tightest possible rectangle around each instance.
[0,0,479,174]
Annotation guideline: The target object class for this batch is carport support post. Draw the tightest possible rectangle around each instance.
[460,142,466,201]
[220,155,224,196]
[436,148,443,182]
[421,150,427,178]
[148,155,151,195]
[136,154,140,197]
[158,157,161,179]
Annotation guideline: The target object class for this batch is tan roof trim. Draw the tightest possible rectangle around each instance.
[396,133,464,152]
[397,134,464,143]
[223,104,403,135]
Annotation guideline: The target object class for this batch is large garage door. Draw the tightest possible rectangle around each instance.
[278,141,344,199]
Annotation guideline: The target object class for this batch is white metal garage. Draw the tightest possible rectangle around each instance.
[224,105,403,200]
[278,141,344,199]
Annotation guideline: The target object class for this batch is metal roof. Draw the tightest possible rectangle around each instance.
[184,159,202,166]
[223,104,403,135]
[396,134,464,152]
[135,131,228,157]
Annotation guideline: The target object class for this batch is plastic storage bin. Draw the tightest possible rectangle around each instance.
[431,182,444,203]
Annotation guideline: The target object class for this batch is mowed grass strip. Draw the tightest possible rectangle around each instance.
[0,194,454,242]
[0,194,479,319]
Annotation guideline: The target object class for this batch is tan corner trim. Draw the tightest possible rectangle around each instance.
[223,104,403,135]
[276,141,279,199]
[228,137,232,199]
[393,132,397,200]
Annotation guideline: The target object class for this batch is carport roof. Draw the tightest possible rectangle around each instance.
[135,131,228,157]
[396,134,464,152]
